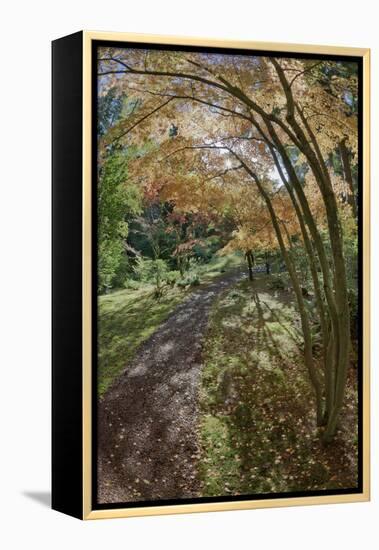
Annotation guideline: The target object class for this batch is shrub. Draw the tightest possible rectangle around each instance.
[193,244,212,263]
[165,270,181,286]
[123,278,141,290]
[188,273,200,286]
[177,272,200,287]
[134,257,169,299]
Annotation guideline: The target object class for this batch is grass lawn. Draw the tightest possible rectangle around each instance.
[199,275,359,496]
[196,252,244,283]
[98,252,245,397]
[98,284,188,396]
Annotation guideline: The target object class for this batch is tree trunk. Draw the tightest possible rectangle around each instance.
[265,253,271,275]
[246,250,254,281]
[257,105,347,438]
[263,138,335,422]
[339,138,357,219]
[238,160,325,426]
[282,100,351,441]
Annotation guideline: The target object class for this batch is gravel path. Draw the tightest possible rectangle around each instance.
[97,269,245,504]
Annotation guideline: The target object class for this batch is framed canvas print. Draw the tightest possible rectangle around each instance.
[52,31,370,520]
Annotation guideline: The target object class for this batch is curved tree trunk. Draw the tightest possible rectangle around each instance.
[236,158,325,425]
[270,60,351,440]
[268,145,332,423]
[339,138,357,219]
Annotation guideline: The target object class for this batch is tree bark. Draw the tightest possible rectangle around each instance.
[236,158,325,425]
[270,60,351,440]
[267,145,332,422]
[246,250,254,281]
[339,138,358,219]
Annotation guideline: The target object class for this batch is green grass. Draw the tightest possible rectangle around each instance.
[98,284,189,396]
[199,275,358,496]
[197,252,244,283]
[98,252,244,397]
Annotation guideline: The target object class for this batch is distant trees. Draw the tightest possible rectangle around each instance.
[97,151,142,293]
[97,50,359,441]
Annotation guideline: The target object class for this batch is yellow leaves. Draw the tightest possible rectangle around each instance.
[221,214,279,255]
[298,82,358,158]
[97,46,357,261]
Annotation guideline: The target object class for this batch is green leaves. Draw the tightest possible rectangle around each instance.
[98,151,142,293]
[133,257,170,299]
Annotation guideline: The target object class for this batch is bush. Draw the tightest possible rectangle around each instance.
[177,272,201,287]
[123,278,141,290]
[134,257,168,281]
[98,239,124,293]
[193,244,212,263]
[134,257,169,299]
[189,273,200,286]
[165,270,181,286]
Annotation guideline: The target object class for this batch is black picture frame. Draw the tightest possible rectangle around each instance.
[52,31,370,520]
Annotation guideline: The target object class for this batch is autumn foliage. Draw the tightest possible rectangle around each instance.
[97,47,359,442]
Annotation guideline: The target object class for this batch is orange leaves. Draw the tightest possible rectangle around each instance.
[97,46,357,264]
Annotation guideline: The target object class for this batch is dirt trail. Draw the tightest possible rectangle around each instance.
[97,269,245,504]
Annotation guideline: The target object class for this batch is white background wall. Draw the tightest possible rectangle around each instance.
[0,1,377,548]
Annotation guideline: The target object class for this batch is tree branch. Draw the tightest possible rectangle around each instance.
[105,97,175,144]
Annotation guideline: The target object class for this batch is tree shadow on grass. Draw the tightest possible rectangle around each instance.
[201,278,318,495]
[248,285,297,365]
[98,287,188,395]
[201,277,358,497]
